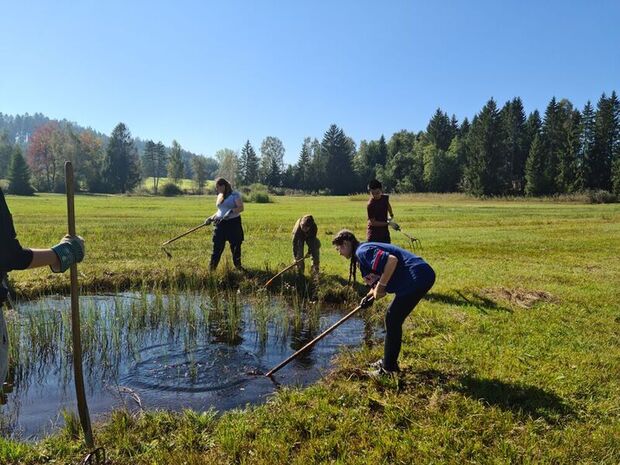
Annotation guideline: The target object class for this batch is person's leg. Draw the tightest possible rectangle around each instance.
[210,228,226,270]
[293,238,305,274]
[383,292,423,371]
[308,237,320,275]
[230,241,243,269]
[230,217,244,269]
[383,266,436,371]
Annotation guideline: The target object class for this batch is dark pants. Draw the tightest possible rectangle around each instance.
[383,264,435,371]
[293,237,320,274]
[367,226,390,244]
[210,216,244,270]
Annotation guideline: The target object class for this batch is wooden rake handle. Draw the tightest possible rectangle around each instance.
[265,296,373,377]
[65,161,94,448]
[264,252,312,288]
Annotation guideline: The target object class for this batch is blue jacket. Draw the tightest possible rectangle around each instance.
[355,242,434,296]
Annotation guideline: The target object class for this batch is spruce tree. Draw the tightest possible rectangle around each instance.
[590,92,619,190]
[463,99,508,196]
[377,135,388,166]
[459,118,471,138]
[555,100,581,193]
[426,108,454,151]
[295,138,312,190]
[321,124,356,195]
[612,91,620,195]
[501,98,527,193]
[578,101,596,190]
[239,140,259,185]
[7,147,34,195]
[102,123,140,193]
[525,134,545,196]
[167,140,185,184]
[540,97,562,194]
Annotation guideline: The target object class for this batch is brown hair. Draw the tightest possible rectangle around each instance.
[331,229,360,284]
[214,177,233,198]
[300,215,317,237]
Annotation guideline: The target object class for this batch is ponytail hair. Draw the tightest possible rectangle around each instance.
[331,229,360,285]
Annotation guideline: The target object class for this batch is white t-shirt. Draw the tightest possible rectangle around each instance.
[216,191,242,219]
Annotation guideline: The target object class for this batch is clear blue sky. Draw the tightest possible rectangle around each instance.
[1,1,618,164]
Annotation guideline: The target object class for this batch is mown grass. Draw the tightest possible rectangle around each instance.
[1,193,619,464]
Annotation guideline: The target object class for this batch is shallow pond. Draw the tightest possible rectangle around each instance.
[0,292,378,439]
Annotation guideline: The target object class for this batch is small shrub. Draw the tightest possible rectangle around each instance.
[252,191,271,203]
[587,190,617,204]
[161,183,183,197]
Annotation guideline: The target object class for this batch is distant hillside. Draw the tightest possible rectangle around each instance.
[0,112,205,174]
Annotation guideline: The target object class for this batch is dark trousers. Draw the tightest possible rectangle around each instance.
[383,265,435,371]
[293,237,320,274]
[210,216,244,270]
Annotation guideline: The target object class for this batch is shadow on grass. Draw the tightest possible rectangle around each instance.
[404,369,573,424]
[426,291,513,314]
[455,375,573,423]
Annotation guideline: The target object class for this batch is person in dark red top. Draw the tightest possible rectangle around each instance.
[366,179,394,243]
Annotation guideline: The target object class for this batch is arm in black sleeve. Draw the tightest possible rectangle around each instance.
[0,189,33,272]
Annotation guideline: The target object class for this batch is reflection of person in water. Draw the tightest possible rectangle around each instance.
[289,323,317,368]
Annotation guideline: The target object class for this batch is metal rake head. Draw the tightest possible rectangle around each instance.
[81,447,107,465]
[162,247,173,259]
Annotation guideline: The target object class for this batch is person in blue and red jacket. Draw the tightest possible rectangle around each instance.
[1,186,85,388]
[332,229,435,376]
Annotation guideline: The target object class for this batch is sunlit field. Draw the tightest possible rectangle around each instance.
[1,193,619,464]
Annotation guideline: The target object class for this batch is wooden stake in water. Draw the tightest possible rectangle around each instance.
[65,161,94,448]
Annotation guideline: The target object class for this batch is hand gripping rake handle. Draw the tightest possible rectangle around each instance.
[264,252,311,288]
[265,296,374,377]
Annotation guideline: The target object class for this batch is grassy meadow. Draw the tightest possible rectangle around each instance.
[1,192,619,464]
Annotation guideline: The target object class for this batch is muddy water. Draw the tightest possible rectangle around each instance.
[0,293,378,439]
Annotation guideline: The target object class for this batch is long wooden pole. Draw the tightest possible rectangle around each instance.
[265,296,373,377]
[65,161,94,448]
[161,222,207,247]
[264,252,311,288]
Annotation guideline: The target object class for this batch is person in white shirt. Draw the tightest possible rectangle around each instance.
[205,178,245,271]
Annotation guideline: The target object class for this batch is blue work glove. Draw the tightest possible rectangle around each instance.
[50,235,85,273]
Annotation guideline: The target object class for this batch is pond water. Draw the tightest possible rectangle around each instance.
[0,292,378,439]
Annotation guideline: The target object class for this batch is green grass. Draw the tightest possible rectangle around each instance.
[141,177,213,193]
[1,193,619,464]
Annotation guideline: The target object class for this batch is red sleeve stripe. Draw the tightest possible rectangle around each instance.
[372,250,384,272]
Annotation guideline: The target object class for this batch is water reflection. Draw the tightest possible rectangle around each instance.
[0,293,378,439]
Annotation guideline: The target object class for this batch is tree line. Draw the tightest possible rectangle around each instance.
[1,91,618,197]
